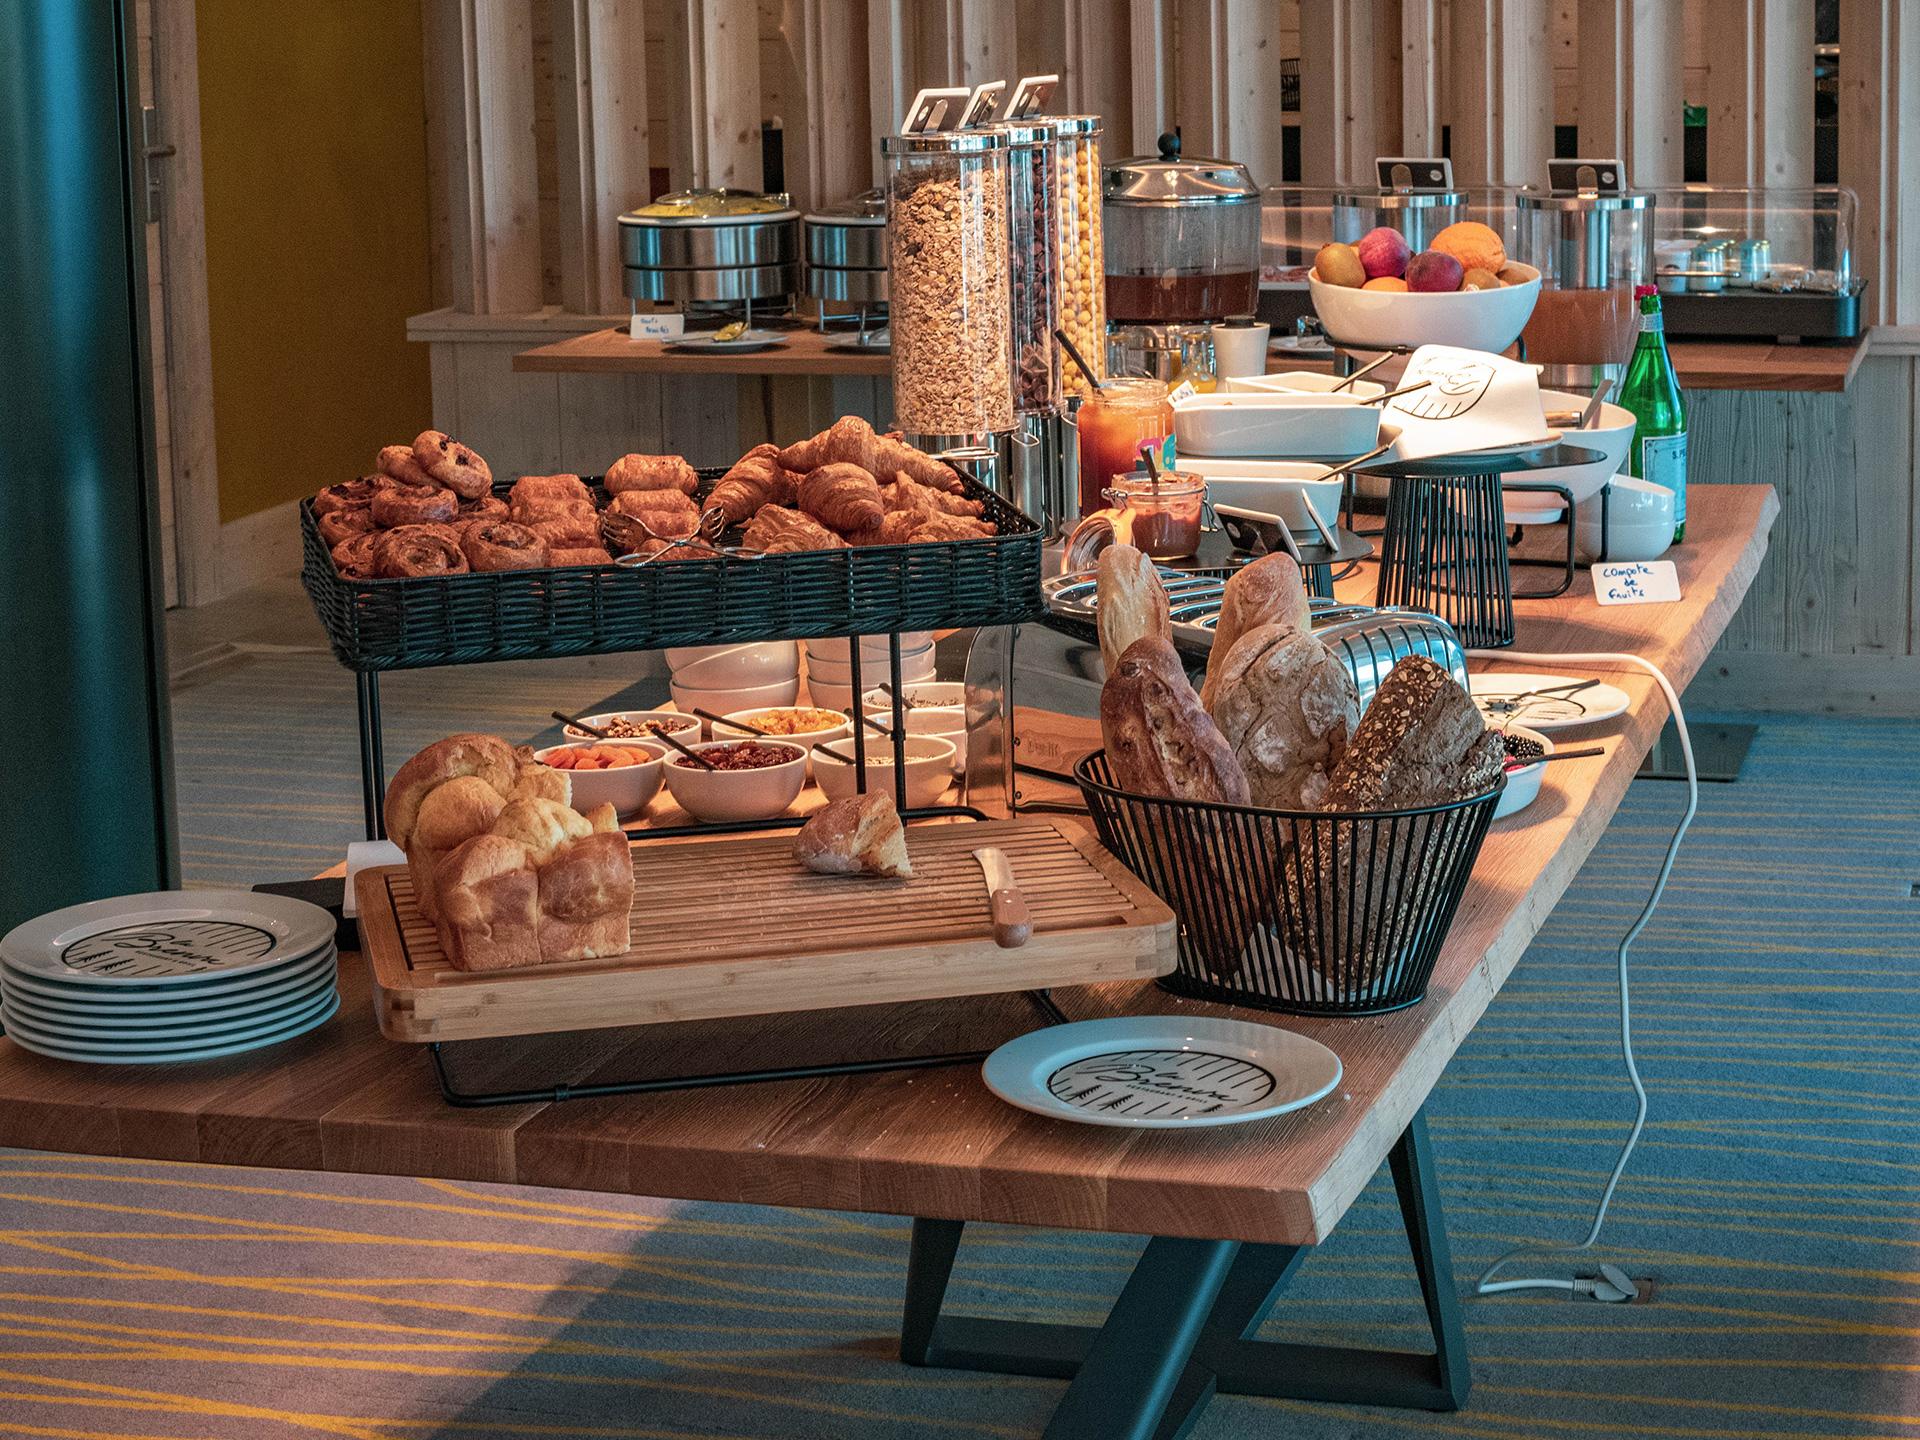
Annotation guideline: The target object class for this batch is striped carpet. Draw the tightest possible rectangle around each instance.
[2,645,1916,1438]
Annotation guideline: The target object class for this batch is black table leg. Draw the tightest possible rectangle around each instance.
[898,1108,1469,1436]
[356,670,385,840]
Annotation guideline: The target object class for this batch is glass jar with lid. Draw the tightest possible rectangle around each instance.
[986,118,1063,415]
[1104,469,1206,559]
[1103,135,1262,325]
[1076,377,1175,517]
[1053,116,1106,399]
[883,129,1014,439]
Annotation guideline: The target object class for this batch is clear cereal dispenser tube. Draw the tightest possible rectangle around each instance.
[882,128,1015,440]
[987,118,1063,416]
[1053,116,1105,399]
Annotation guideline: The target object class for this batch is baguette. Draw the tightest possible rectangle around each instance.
[1095,543,1172,677]
[1201,553,1312,712]
[1099,636,1249,805]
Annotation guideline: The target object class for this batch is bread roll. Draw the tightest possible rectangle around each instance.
[1322,655,1504,811]
[793,793,912,878]
[1099,636,1250,805]
[1095,544,1171,677]
[1201,554,1312,712]
[1207,623,1360,810]
[433,835,542,972]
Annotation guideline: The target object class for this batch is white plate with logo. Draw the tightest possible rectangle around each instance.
[1471,672,1631,731]
[0,891,335,986]
[1,960,336,1033]
[0,946,336,1009]
[1,990,340,1065]
[3,981,337,1050]
[982,1016,1343,1129]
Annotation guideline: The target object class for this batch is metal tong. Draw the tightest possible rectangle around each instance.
[609,504,759,568]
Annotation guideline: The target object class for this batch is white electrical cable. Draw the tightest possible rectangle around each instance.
[1462,647,1700,1304]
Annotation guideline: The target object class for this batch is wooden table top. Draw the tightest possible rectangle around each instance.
[0,486,1777,1247]
[516,323,1864,393]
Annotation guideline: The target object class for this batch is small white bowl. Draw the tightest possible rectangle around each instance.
[1576,476,1676,563]
[1493,724,1555,821]
[563,709,702,744]
[1225,371,1387,400]
[812,733,958,808]
[1309,262,1541,354]
[664,642,800,690]
[1174,391,1381,459]
[803,645,936,687]
[805,632,935,663]
[1500,389,1636,522]
[533,739,666,819]
[1176,459,1345,533]
[670,674,802,719]
[662,739,809,823]
[862,683,969,770]
[712,706,851,776]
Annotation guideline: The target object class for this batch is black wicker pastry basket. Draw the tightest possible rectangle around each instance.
[299,468,1044,671]
[1074,750,1503,1016]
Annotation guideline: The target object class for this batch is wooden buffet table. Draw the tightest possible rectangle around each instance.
[0,485,1777,1438]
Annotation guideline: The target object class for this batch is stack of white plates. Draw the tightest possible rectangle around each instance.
[0,891,340,1065]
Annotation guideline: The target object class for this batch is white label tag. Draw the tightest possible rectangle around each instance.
[1167,380,1197,404]
[1593,560,1681,605]
[630,312,685,340]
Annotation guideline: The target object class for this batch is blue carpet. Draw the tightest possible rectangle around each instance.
[2,661,1915,1437]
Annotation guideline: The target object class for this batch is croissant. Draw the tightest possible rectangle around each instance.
[742,506,846,553]
[847,511,920,546]
[605,453,698,496]
[777,416,964,493]
[881,478,984,519]
[708,444,796,523]
[798,462,884,534]
[907,512,997,543]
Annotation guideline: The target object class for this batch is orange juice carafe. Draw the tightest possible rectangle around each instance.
[1075,379,1175,517]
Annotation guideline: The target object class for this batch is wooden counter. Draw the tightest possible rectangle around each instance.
[516,324,1866,393]
[0,485,1776,1250]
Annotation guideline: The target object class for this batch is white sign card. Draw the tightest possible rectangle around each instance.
[1592,560,1681,606]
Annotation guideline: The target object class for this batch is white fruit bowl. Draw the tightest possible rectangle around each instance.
[1501,389,1636,522]
[670,674,802,719]
[532,740,666,819]
[1492,724,1554,821]
[1309,262,1540,353]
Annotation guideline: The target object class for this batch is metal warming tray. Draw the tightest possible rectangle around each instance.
[619,189,800,305]
[804,190,889,308]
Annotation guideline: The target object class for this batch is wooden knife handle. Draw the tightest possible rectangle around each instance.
[988,887,1032,949]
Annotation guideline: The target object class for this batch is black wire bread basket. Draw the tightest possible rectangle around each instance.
[1074,750,1503,1015]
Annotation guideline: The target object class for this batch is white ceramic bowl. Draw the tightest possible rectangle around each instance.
[803,645,936,687]
[1176,459,1344,532]
[670,674,802,719]
[1308,262,1541,354]
[712,706,852,776]
[1576,476,1676,563]
[1174,392,1381,459]
[805,632,935,663]
[1492,724,1554,821]
[812,733,958,808]
[662,739,809,823]
[862,688,967,770]
[563,709,703,744]
[1500,389,1636,522]
[1225,370,1387,400]
[663,642,800,690]
[533,739,666,819]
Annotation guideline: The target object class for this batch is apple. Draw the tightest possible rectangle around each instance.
[1406,250,1465,293]
[1356,226,1411,280]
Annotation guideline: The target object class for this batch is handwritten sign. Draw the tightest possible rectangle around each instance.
[1593,559,1681,606]
[630,312,685,340]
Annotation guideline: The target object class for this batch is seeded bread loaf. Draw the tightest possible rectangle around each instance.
[1321,655,1503,810]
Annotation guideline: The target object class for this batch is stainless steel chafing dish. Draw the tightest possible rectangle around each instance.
[619,189,801,308]
[804,189,888,303]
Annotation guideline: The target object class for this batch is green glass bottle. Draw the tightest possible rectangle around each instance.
[1619,284,1688,542]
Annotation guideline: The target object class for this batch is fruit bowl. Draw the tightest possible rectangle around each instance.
[1309,262,1541,354]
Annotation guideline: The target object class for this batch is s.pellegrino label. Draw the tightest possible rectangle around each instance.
[1619,285,1689,542]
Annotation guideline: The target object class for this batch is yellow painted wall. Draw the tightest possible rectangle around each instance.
[198,0,433,523]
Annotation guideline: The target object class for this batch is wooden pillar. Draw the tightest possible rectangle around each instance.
[867,0,910,181]
[1401,0,1441,155]
[947,3,1017,88]
[440,0,542,313]
[1839,0,1920,324]
[552,0,649,316]
[684,0,762,189]
[1703,0,1814,185]
[1299,0,1381,185]
[1066,0,1135,154]
[785,0,872,210]
[1176,0,1285,188]
[1576,0,1685,185]
[1447,0,1551,187]
[1129,0,1173,153]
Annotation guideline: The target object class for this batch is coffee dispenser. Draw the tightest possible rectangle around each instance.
[1515,160,1655,390]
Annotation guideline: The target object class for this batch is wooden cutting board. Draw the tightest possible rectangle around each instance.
[356,817,1176,1042]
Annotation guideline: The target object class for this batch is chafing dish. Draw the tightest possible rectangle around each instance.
[619,189,801,308]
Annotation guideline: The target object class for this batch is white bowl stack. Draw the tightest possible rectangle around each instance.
[665,643,801,721]
[804,632,935,712]
[0,891,340,1065]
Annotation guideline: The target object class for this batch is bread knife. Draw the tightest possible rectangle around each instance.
[971,847,1032,949]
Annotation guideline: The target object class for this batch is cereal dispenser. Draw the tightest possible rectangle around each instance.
[1515,161,1655,390]
[882,127,1015,471]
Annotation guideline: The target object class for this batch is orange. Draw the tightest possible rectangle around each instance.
[1362,276,1409,292]
[1431,220,1507,276]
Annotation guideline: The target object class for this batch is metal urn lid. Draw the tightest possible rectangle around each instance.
[1104,131,1259,206]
